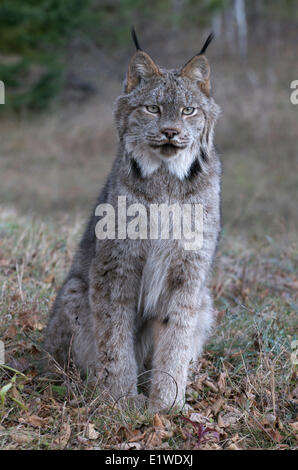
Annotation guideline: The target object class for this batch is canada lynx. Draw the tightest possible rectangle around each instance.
[45,31,221,412]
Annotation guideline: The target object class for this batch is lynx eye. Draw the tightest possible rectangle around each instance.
[182,107,196,116]
[146,105,160,114]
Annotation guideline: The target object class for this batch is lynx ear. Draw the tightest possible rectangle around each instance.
[180,33,214,97]
[126,51,162,93]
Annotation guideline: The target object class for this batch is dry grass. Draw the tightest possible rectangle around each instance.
[0,52,297,236]
[0,208,297,450]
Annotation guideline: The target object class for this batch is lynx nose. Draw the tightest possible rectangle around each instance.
[161,128,180,139]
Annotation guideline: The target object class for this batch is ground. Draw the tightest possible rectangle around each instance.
[0,208,297,450]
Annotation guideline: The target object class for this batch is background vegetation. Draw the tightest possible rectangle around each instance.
[0,0,297,450]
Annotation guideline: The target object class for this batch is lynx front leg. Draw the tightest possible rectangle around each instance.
[148,255,208,412]
[89,243,140,400]
[149,310,198,412]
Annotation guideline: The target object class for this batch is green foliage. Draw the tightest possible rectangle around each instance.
[0,0,91,110]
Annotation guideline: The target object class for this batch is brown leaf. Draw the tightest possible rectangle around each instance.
[85,423,99,440]
[204,379,218,393]
[117,442,142,450]
[212,398,225,415]
[44,274,55,284]
[289,422,298,435]
[19,415,49,428]
[128,431,147,443]
[158,429,173,440]
[11,385,24,404]
[262,413,276,427]
[145,430,162,448]
[268,429,283,443]
[145,428,173,448]
[10,431,36,445]
[4,325,17,339]
[193,373,208,391]
[226,442,241,450]
[217,309,226,319]
[217,372,227,394]
[55,422,71,449]
[189,412,209,424]
[18,310,40,331]
[161,416,172,430]
[220,410,241,428]
[217,414,225,428]
[153,413,164,428]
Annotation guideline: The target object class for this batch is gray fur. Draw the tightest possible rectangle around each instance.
[45,44,221,411]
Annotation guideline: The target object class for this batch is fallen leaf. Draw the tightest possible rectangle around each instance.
[192,373,208,391]
[10,431,36,445]
[19,415,49,428]
[217,309,226,319]
[218,410,241,428]
[217,414,225,428]
[44,274,55,284]
[158,429,173,440]
[200,441,222,450]
[289,422,298,435]
[204,379,218,393]
[4,325,17,339]
[217,372,227,394]
[153,413,163,428]
[145,430,162,447]
[117,442,142,450]
[212,398,225,415]
[226,442,241,450]
[85,423,99,440]
[145,428,173,448]
[161,416,172,430]
[128,431,147,443]
[189,412,208,424]
[18,311,40,331]
[262,413,276,427]
[55,422,71,449]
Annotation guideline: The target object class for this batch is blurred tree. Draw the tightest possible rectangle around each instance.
[234,0,247,56]
[0,0,92,110]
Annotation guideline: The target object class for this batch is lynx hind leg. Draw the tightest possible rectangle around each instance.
[191,287,215,362]
[44,277,96,376]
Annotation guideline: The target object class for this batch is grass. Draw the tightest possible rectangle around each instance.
[0,208,297,450]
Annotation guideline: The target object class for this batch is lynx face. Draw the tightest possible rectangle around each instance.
[115,50,219,179]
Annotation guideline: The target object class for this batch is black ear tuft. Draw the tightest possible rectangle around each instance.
[198,32,215,56]
[131,27,142,51]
